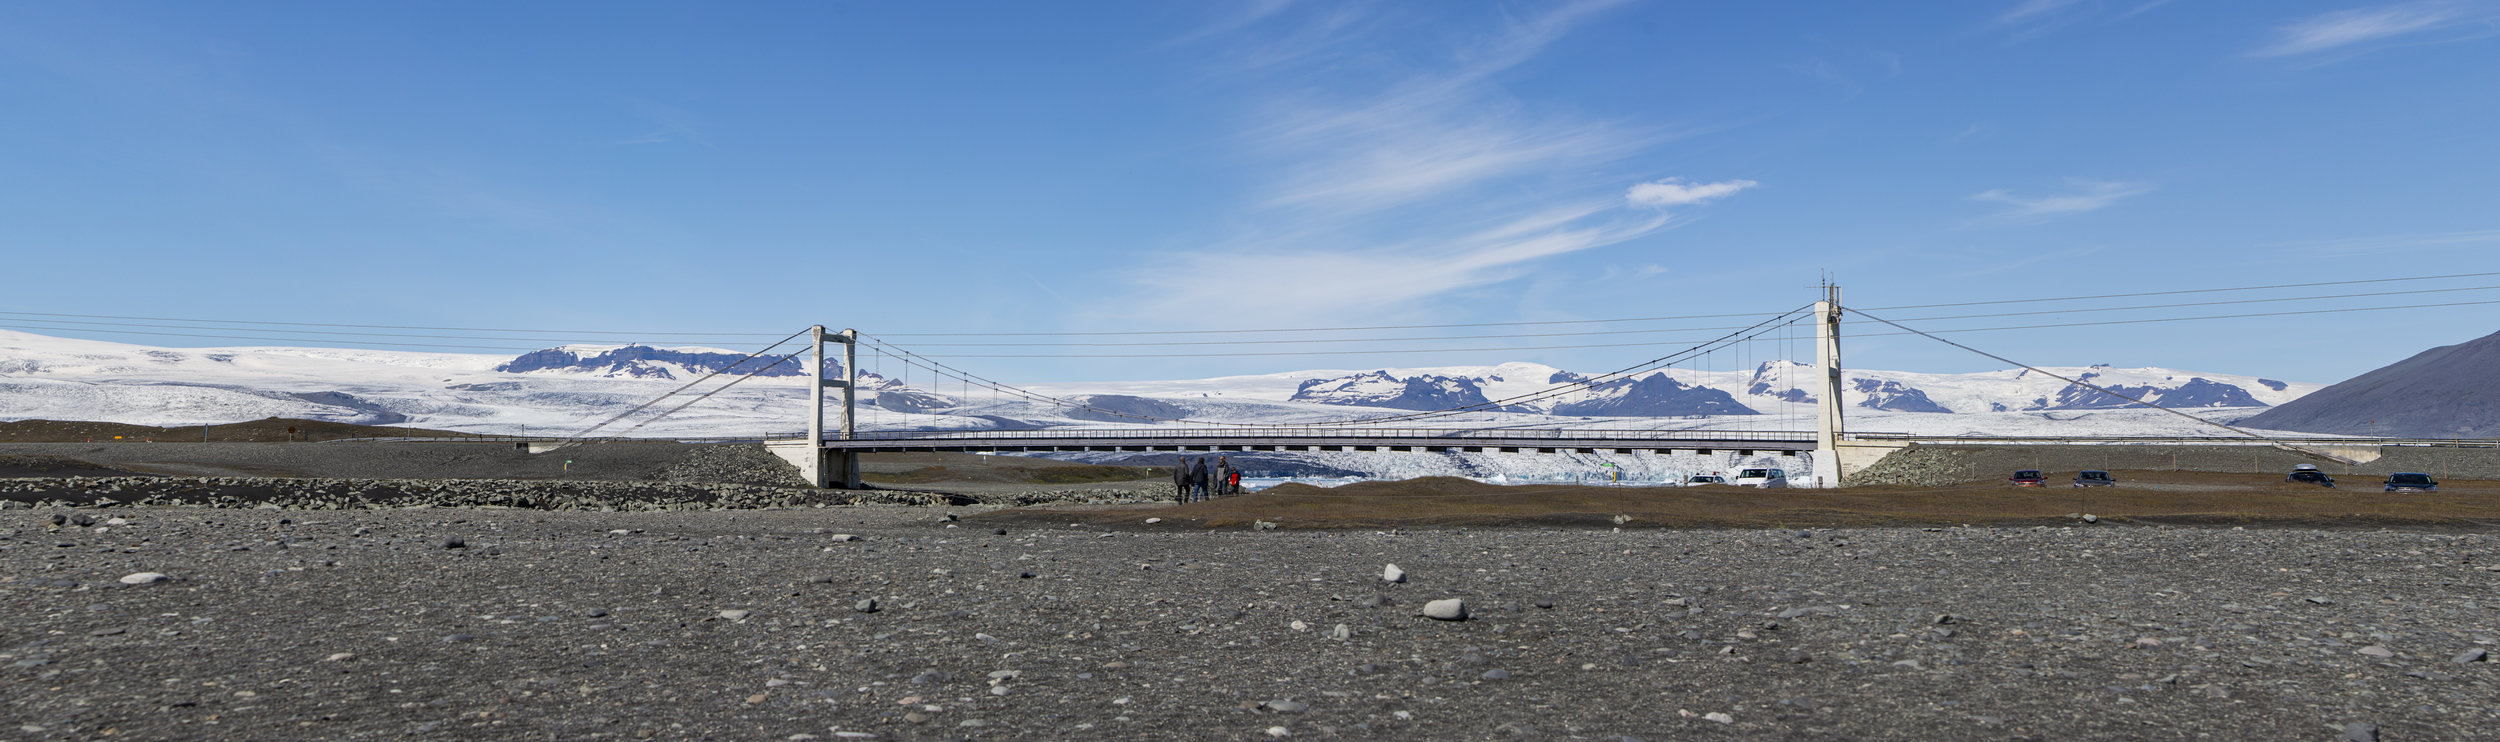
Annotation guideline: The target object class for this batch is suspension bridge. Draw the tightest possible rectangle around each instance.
[756,289,1858,488]
[510,277,2466,490]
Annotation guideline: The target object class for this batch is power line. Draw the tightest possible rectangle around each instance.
[548,328,811,449]
[0,316,772,346]
[0,309,783,337]
[1859,270,2500,311]
[8,268,2494,346]
[1845,298,2500,338]
[1873,284,2500,325]
[0,323,556,352]
[1844,306,2343,458]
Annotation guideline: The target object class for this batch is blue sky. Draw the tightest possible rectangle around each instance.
[3,0,2497,384]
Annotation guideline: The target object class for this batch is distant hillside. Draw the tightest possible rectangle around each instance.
[2240,329,2500,438]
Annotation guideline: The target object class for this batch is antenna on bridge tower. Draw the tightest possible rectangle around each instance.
[1810,282,1846,488]
[799,325,863,489]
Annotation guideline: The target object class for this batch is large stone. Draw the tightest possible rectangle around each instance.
[1382,564,1406,583]
[1422,599,1468,621]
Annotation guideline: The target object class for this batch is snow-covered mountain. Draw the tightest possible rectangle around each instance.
[0,329,2327,439]
[497,344,818,379]
[1279,360,2308,417]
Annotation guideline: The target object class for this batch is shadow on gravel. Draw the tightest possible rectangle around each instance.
[979,473,2500,531]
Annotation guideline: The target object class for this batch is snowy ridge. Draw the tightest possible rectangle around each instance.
[0,329,2326,439]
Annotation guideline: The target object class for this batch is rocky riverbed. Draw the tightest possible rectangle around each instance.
[5,507,2494,740]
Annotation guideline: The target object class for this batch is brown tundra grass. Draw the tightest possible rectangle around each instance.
[1000,470,2500,530]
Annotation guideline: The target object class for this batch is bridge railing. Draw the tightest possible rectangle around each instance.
[801,426,1817,443]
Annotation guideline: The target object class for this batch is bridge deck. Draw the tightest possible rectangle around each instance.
[798,428,1818,455]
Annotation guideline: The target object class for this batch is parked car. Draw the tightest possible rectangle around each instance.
[1731,468,1789,488]
[2010,470,2046,487]
[2072,470,2116,487]
[2286,464,2335,488]
[1685,474,1727,486]
[2383,473,2438,492]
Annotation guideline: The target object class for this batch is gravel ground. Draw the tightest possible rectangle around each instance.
[0,442,713,482]
[5,507,2494,740]
[1848,444,2500,488]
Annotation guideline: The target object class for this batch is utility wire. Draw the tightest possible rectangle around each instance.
[1860,270,2500,311]
[1870,284,2500,325]
[548,329,810,450]
[8,269,2494,348]
[1843,298,2500,338]
[609,350,808,439]
[0,309,782,337]
[1844,306,2346,459]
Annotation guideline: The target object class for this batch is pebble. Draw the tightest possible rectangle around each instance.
[2080,514,2098,524]
[720,610,753,621]
[829,534,860,542]
[2343,721,2379,742]
[855,599,879,613]
[444,633,474,643]
[1422,599,1468,621]
[1704,712,1734,724]
[1480,669,1511,680]
[2454,648,2488,664]
[322,652,356,662]
[1264,700,1308,712]
[442,537,465,549]
[1382,564,1405,583]
[2357,645,2394,658]
[1328,624,1351,641]
[1254,521,1280,531]
[1144,518,1162,524]
[118,572,170,585]
[1265,726,1290,737]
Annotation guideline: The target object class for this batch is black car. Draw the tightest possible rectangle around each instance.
[2286,465,2335,488]
[2383,473,2438,492]
[2073,470,2116,487]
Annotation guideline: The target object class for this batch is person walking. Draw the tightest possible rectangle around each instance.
[1187,458,1210,503]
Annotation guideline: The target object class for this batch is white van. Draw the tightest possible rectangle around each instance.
[1731,468,1789,489]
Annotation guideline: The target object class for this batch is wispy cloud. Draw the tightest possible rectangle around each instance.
[1626,178,1758,209]
[1999,0,2086,26]
[1111,1,1754,326]
[1990,0,2173,40]
[1968,179,2153,223]
[1117,198,1681,326]
[2265,228,2500,255]
[2253,1,2496,57]
[1244,0,1649,213]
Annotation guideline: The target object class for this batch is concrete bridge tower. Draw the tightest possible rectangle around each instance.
[1810,285,1846,488]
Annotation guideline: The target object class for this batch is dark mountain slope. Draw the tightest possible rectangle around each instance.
[2240,329,2500,438]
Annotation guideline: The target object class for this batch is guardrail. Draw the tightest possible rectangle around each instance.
[1847,433,2498,447]
[822,426,1818,443]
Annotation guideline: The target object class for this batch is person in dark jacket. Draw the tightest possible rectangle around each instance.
[1171,459,1189,503]
[1187,458,1210,502]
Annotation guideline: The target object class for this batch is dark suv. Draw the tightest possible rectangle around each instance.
[2383,473,2438,492]
[2286,465,2335,488]
[2073,470,2116,487]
